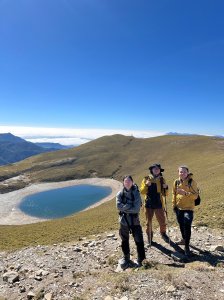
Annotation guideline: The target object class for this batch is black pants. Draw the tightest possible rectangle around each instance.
[175,209,194,248]
[119,224,146,262]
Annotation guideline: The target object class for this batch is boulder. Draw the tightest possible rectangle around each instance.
[2,271,19,283]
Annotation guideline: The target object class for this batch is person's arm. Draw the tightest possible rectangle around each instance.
[116,191,132,212]
[161,177,169,196]
[125,190,141,214]
[172,181,177,209]
[140,178,148,195]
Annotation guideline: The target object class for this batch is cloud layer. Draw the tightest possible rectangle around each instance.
[0,126,165,145]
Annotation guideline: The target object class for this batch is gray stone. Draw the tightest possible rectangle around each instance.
[82,242,90,247]
[166,285,176,293]
[19,286,26,293]
[107,234,115,238]
[210,245,224,252]
[184,281,192,288]
[89,241,96,247]
[35,269,44,276]
[44,293,53,300]
[27,291,36,299]
[34,275,42,281]
[42,270,49,276]
[73,247,82,252]
[2,271,19,283]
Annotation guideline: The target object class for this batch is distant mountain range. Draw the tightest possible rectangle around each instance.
[0,133,72,166]
[166,132,224,138]
[166,132,200,136]
[34,142,73,150]
[0,132,223,167]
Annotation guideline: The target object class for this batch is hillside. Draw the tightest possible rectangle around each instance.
[0,134,223,251]
[0,133,49,166]
[0,227,224,300]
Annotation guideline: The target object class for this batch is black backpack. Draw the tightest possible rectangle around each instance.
[175,178,201,206]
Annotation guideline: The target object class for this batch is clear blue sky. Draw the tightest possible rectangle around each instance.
[0,0,223,136]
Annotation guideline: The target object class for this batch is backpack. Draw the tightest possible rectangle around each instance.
[175,178,201,206]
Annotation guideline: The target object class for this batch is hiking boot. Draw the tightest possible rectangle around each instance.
[176,239,185,245]
[161,232,169,243]
[134,259,143,268]
[146,233,153,247]
[184,247,192,257]
[119,255,130,269]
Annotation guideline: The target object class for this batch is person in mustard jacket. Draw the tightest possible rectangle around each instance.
[140,163,169,246]
[172,165,199,256]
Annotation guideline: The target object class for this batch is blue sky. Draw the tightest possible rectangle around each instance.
[0,0,223,143]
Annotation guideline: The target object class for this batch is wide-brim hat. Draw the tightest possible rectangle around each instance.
[149,163,164,172]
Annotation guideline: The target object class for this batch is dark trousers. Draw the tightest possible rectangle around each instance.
[175,209,194,248]
[119,224,146,262]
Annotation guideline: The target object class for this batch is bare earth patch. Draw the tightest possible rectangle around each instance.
[0,178,122,225]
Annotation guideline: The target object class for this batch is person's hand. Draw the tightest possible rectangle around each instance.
[163,183,168,189]
[146,179,151,186]
[173,206,178,213]
[176,188,186,195]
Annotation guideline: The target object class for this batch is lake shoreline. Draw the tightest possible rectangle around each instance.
[0,178,122,225]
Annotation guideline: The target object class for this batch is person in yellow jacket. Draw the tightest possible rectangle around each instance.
[172,165,199,257]
[140,163,169,246]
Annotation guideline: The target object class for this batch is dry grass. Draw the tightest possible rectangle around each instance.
[0,134,223,251]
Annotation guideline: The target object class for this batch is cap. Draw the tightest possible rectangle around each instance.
[148,163,164,172]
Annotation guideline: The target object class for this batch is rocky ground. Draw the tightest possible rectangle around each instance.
[0,226,224,300]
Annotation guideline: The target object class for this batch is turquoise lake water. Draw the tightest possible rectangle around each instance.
[18,184,112,219]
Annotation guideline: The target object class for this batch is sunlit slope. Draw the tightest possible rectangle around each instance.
[0,135,223,250]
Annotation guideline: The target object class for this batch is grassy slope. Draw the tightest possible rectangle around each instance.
[0,134,223,251]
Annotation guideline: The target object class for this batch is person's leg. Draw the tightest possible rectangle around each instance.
[175,209,185,242]
[155,208,169,242]
[119,224,130,261]
[155,208,167,234]
[132,225,146,265]
[183,211,194,255]
[145,208,154,244]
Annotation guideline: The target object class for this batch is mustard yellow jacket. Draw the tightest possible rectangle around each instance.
[172,175,199,210]
[140,175,168,208]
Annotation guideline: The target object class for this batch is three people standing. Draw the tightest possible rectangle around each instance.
[116,164,199,265]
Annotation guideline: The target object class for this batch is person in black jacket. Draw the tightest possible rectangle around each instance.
[140,163,169,246]
[116,175,146,268]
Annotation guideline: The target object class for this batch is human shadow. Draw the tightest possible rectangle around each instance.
[189,244,224,266]
[150,240,188,264]
[167,239,224,266]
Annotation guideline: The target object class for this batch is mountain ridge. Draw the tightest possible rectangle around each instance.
[0,133,67,166]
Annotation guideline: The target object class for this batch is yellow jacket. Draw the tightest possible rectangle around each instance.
[140,175,168,208]
[172,175,199,210]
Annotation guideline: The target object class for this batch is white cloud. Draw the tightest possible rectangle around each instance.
[0,125,165,145]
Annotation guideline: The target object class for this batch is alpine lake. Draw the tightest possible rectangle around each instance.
[18,184,112,219]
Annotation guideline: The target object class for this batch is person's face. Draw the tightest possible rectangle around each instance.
[123,177,133,190]
[179,167,189,180]
[152,166,161,176]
